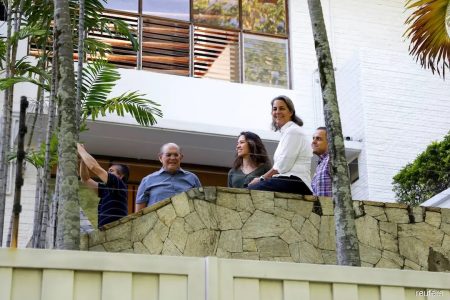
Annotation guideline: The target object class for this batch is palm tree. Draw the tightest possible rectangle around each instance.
[404,0,450,77]
[53,0,80,250]
[307,0,361,266]
[0,0,162,248]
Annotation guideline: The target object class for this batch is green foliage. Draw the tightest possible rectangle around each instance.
[97,17,139,51]
[8,133,59,169]
[0,38,6,68]
[81,60,162,126]
[0,58,51,90]
[83,37,112,57]
[9,26,47,44]
[393,132,450,206]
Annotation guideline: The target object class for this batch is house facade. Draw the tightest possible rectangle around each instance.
[1,0,450,247]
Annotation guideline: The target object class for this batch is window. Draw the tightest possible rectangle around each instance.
[242,0,287,35]
[30,0,291,88]
[193,0,239,29]
[349,157,359,184]
[243,34,288,88]
[104,0,139,13]
[143,0,190,21]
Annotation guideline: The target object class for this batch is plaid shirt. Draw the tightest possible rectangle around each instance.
[311,152,332,196]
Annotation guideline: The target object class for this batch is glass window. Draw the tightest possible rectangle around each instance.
[104,0,139,13]
[242,0,286,35]
[143,0,190,21]
[243,34,288,88]
[193,0,239,29]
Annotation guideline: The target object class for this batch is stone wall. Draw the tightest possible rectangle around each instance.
[83,187,450,271]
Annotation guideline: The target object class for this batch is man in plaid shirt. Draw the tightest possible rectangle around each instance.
[311,127,332,196]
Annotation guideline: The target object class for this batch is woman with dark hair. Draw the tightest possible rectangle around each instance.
[228,131,272,188]
[248,95,313,195]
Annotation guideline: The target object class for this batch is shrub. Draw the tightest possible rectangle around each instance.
[392,131,450,206]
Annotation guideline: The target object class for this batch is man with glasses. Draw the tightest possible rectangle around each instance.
[135,143,201,211]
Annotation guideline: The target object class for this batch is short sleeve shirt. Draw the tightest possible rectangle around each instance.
[136,168,201,207]
[97,173,128,227]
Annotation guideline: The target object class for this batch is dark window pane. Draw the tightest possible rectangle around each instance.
[143,0,190,21]
[104,0,138,13]
[243,34,288,88]
[193,0,239,29]
[242,0,286,35]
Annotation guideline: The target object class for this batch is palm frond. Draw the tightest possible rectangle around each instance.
[87,91,162,126]
[81,59,120,109]
[0,76,50,91]
[9,134,59,169]
[83,38,112,58]
[10,26,47,44]
[97,17,139,50]
[14,58,51,82]
[404,0,450,77]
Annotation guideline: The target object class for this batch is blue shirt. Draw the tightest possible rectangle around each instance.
[136,168,201,207]
[98,172,128,227]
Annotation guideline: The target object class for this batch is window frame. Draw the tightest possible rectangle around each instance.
[102,0,292,88]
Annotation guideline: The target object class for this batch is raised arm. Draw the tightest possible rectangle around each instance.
[79,159,99,190]
[77,143,108,184]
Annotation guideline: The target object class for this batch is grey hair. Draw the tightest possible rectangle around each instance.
[159,143,181,155]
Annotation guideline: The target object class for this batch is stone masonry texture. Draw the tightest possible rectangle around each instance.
[83,188,450,271]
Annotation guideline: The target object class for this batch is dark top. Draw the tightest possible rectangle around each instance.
[228,163,272,188]
[97,172,128,228]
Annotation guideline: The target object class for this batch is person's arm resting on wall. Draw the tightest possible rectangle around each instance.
[135,177,148,212]
[77,143,108,184]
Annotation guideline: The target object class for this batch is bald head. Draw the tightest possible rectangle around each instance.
[159,143,181,155]
[159,143,183,174]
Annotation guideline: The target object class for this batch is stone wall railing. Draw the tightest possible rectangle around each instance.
[83,187,450,271]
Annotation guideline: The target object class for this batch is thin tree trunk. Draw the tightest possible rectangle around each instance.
[0,0,13,247]
[54,0,80,250]
[76,0,85,132]
[307,0,361,266]
[41,23,60,249]
[30,84,45,248]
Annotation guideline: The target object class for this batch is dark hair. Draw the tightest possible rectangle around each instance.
[271,95,303,131]
[111,163,130,183]
[316,126,327,132]
[233,131,271,170]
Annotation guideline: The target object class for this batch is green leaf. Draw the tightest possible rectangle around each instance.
[0,76,50,91]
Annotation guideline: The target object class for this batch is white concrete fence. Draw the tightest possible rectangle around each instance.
[0,248,449,300]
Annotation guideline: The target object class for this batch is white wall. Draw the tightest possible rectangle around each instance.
[288,0,450,201]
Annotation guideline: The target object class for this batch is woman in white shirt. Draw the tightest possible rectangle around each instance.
[248,95,313,195]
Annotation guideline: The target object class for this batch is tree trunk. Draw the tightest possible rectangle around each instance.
[307,0,361,266]
[0,0,13,247]
[54,0,80,250]
[43,33,59,249]
[76,0,85,132]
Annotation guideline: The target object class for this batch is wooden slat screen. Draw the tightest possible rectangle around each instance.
[193,26,240,82]
[87,12,139,68]
[141,17,190,76]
